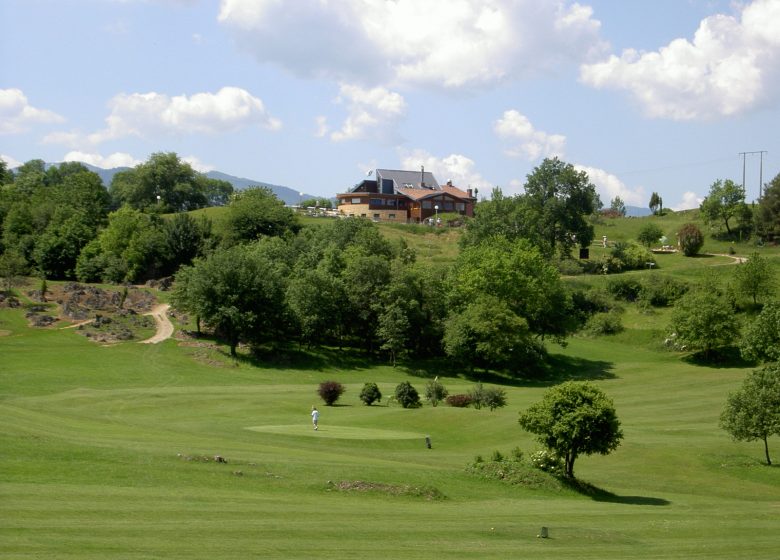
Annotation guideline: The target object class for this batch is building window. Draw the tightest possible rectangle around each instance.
[422,201,432,209]
[456,203,465,212]
[389,213,396,219]
[370,198,382,206]
[444,202,454,211]
[351,198,362,204]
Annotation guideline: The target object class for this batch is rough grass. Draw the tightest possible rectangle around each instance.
[2,211,780,558]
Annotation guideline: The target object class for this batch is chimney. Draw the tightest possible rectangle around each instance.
[447,180,453,187]
[420,165,425,189]
[467,188,473,198]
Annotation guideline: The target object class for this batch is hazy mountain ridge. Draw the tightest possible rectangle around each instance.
[44,162,311,206]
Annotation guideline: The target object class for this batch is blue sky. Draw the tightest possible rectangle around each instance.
[2,0,779,209]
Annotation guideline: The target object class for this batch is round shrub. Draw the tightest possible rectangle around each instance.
[482,386,508,411]
[359,382,382,406]
[424,378,448,407]
[678,223,704,256]
[584,311,624,336]
[317,380,345,406]
[394,381,421,409]
[446,394,473,408]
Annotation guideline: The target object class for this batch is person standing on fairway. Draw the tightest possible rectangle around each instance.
[311,406,319,431]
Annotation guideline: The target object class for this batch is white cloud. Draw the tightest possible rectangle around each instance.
[331,84,406,142]
[0,88,65,134]
[1,154,23,168]
[574,165,646,207]
[494,110,566,160]
[45,87,281,147]
[182,155,215,173]
[218,0,606,90]
[580,0,780,120]
[314,116,329,138]
[671,191,704,211]
[399,148,492,191]
[63,151,142,169]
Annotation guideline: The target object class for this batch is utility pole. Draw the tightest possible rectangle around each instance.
[739,150,768,198]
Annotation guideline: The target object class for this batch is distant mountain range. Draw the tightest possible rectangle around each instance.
[626,206,652,217]
[66,162,313,206]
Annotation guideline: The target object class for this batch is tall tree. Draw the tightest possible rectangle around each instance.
[700,179,747,235]
[755,172,780,241]
[733,253,775,306]
[610,196,627,217]
[522,157,597,256]
[720,364,780,465]
[740,302,780,364]
[223,186,299,245]
[649,192,661,215]
[519,381,623,478]
[669,285,736,360]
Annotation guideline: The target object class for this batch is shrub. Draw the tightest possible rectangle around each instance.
[491,450,505,462]
[468,382,487,410]
[678,223,704,256]
[359,382,382,406]
[639,275,689,307]
[446,394,473,408]
[394,381,421,408]
[529,449,563,474]
[584,311,624,335]
[424,378,448,407]
[510,447,524,462]
[317,380,345,406]
[556,257,583,276]
[482,387,508,411]
[637,223,665,247]
[611,241,655,271]
[606,276,643,301]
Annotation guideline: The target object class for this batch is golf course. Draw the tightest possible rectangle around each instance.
[1,214,779,559]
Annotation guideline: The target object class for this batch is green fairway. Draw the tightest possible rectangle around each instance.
[2,214,780,560]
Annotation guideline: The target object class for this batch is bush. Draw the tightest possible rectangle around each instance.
[606,276,643,301]
[678,223,704,256]
[490,450,505,462]
[359,382,382,406]
[468,382,486,409]
[637,223,665,247]
[424,378,448,407]
[556,257,584,276]
[529,449,563,474]
[639,275,689,307]
[446,394,473,408]
[611,241,655,271]
[584,311,624,336]
[394,381,421,408]
[482,386,508,411]
[317,380,345,406]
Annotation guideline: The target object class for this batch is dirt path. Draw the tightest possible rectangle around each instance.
[139,304,173,344]
[706,253,748,265]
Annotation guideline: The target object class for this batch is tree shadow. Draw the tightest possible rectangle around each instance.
[561,478,670,506]
[681,347,753,369]
[228,345,383,372]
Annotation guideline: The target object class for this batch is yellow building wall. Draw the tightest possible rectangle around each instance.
[338,204,407,223]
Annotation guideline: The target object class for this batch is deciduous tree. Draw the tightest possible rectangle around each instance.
[720,364,780,465]
[700,179,747,235]
[733,252,775,306]
[740,302,780,363]
[518,381,623,478]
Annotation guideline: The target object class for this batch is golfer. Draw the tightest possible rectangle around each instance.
[311,406,319,431]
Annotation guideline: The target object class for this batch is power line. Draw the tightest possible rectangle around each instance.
[739,151,768,197]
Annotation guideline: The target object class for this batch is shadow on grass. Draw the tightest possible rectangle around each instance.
[681,347,754,369]
[230,344,394,372]
[562,478,670,506]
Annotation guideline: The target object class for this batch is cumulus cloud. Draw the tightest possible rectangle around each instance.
[63,151,142,169]
[671,191,704,211]
[1,154,23,169]
[181,155,215,173]
[494,110,566,160]
[45,87,281,147]
[0,88,65,134]
[580,0,780,119]
[314,116,329,138]
[399,148,492,191]
[330,84,406,142]
[218,0,606,89]
[574,165,646,207]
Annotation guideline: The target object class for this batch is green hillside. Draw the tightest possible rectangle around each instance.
[2,209,779,559]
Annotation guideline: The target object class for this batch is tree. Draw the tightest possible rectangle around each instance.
[740,302,780,363]
[637,223,664,248]
[755,172,780,241]
[720,364,780,465]
[0,249,27,293]
[733,253,775,306]
[162,212,214,275]
[223,186,299,245]
[700,179,747,235]
[394,381,421,408]
[649,192,662,215]
[359,382,382,406]
[610,196,626,217]
[518,381,623,478]
[286,268,345,347]
[170,241,286,356]
[109,152,209,212]
[377,300,410,366]
[522,158,598,256]
[678,223,704,256]
[424,378,448,407]
[444,295,533,373]
[669,287,736,360]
